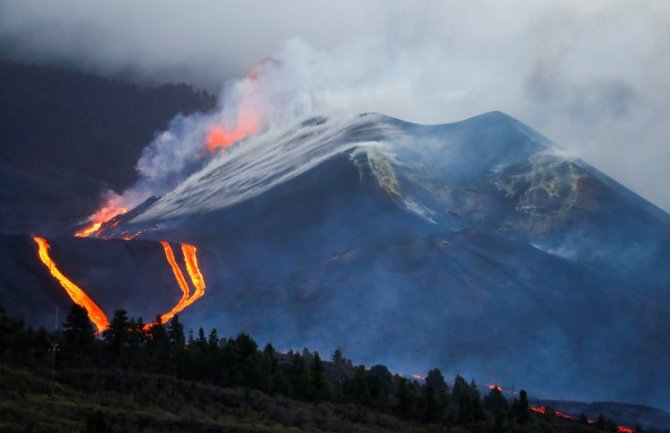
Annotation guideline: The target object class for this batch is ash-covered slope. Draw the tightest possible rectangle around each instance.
[3,111,669,410]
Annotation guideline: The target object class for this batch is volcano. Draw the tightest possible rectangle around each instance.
[2,111,669,410]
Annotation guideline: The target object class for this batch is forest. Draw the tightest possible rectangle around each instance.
[0,301,642,433]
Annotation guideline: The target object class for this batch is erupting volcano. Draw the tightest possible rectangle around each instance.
[33,236,110,333]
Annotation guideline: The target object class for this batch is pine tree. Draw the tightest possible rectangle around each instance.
[62,304,95,355]
[208,328,219,351]
[516,389,530,424]
[287,353,313,400]
[484,386,508,412]
[347,365,372,407]
[167,315,185,351]
[451,375,473,423]
[146,317,169,372]
[423,368,449,421]
[395,377,418,419]
[311,352,332,402]
[103,309,129,357]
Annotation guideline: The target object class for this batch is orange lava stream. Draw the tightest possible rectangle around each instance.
[145,242,207,330]
[33,236,109,333]
[155,241,192,325]
[531,406,635,433]
[121,230,143,241]
[182,244,206,303]
[74,222,102,238]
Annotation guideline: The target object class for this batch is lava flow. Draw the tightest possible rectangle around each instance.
[182,244,206,302]
[156,241,193,324]
[33,236,109,333]
[145,241,207,329]
[74,203,127,238]
[530,406,636,433]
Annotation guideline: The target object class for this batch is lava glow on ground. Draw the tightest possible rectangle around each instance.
[530,406,635,432]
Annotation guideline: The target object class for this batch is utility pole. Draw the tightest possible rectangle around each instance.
[48,341,59,396]
[49,304,60,397]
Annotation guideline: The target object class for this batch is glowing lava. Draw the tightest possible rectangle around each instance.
[33,236,109,333]
[531,406,635,433]
[488,384,504,392]
[156,241,192,324]
[206,71,261,153]
[182,244,206,302]
[75,203,127,238]
[207,123,258,153]
[145,242,207,329]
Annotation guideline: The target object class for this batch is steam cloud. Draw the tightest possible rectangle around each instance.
[1,0,669,212]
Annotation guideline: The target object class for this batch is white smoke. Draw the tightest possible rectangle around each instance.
[12,1,667,213]
[110,38,463,212]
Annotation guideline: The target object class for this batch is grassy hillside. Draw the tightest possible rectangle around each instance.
[0,364,435,433]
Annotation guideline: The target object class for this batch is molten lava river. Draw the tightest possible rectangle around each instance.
[33,236,206,333]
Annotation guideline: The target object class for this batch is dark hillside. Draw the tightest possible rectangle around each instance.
[0,60,215,233]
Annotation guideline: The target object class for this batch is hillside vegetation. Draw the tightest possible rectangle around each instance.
[0,302,643,433]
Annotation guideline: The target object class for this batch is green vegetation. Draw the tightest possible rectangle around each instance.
[0,302,639,432]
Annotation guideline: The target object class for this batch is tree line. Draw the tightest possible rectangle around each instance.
[0,302,640,432]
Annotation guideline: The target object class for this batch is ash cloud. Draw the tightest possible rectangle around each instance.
[1,0,669,213]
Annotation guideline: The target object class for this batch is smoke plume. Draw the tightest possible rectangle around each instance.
[1,0,669,212]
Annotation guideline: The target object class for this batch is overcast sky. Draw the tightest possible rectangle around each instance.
[1,0,669,212]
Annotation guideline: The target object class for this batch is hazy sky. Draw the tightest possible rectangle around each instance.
[1,0,669,211]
